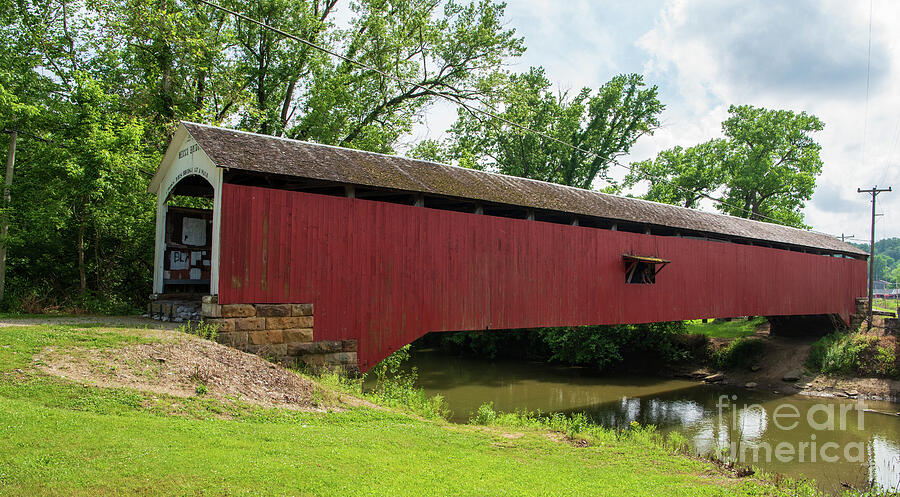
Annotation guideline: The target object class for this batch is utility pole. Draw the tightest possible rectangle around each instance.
[0,130,16,304]
[841,234,855,243]
[858,186,891,329]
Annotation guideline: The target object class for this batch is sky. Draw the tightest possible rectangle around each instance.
[407,0,900,243]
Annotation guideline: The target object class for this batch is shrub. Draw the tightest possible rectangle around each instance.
[807,332,877,375]
[431,322,696,373]
[436,328,547,360]
[363,345,449,420]
[541,321,691,371]
[711,337,764,370]
[672,333,711,362]
[541,325,626,369]
[873,345,898,378]
[469,402,498,425]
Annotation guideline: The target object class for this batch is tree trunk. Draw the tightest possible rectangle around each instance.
[0,130,16,304]
[195,70,207,111]
[78,222,86,295]
[279,78,297,136]
[94,227,101,293]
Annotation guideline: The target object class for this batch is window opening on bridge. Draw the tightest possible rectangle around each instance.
[623,254,670,284]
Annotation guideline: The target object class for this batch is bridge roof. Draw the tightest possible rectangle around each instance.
[180,121,866,256]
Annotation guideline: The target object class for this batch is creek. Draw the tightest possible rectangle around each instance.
[402,346,900,494]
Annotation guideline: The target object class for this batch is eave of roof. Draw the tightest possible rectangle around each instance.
[177,121,867,256]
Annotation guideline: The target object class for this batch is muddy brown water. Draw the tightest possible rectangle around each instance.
[394,347,900,494]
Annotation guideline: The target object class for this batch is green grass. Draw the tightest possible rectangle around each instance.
[872,298,899,313]
[0,312,80,319]
[0,324,826,496]
[684,316,767,339]
[807,331,898,379]
[711,337,765,370]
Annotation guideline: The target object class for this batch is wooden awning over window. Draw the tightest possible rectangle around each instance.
[623,254,670,265]
[623,254,671,284]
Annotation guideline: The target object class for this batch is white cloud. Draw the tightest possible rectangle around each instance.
[634,0,900,239]
[410,0,900,240]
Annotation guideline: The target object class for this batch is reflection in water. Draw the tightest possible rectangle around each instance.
[401,347,900,494]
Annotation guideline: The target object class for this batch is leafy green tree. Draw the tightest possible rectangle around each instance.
[716,105,824,227]
[0,0,528,311]
[436,67,662,188]
[291,0,524,152]
[872,254,892,281]
[628,105,824,228]
[890,265,900,286]
[222,0,335,137]
[875,237,900,261]
[96,0,241,132]
[4,74,155,310]
[94,0,523,150]
[408,138,451,164]
[624,140,726,208]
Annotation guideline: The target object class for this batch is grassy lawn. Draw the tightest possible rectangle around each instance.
[0,312,79,319]
[684,316,767,339]
[0,324,817,496]
[872,298,899,313]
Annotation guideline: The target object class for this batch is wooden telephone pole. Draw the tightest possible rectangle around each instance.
[857,186,891,329]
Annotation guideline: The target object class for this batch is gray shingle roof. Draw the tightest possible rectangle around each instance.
[182,121,866,256]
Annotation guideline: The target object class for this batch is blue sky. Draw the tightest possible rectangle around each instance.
[408,0,900,242]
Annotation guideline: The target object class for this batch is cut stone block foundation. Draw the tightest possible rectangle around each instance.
[200,297,358,373]
[851,298,868,331]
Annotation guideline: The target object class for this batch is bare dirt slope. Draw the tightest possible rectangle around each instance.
[717,321,816,391]
[32,326,366,411]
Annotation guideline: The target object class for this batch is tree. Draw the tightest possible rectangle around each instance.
[291,0,524,152]
[95,0,242,142]
[0,0,528,311]
[717,105,824,227]
[429,67,662,188]
[872,254,892,281]
[624,140,726,208]
[628,105,824,228]
[890,265,900,286]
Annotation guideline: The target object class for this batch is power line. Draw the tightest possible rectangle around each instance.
[194,0,841,233]
[861,0,873,174]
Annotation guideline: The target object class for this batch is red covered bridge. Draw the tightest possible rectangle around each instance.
[148,122,868,372]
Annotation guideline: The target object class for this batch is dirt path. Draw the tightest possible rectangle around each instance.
[696,323,816,393]
[704,321,900,401]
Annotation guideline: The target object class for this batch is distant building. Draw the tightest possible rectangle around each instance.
[874,280,896,298]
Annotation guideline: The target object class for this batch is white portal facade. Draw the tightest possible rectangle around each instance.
[148,125,223,296]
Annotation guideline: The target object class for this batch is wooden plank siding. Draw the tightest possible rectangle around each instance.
[218,184,868,372]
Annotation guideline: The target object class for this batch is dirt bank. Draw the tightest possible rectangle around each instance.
[35,328,369,411]
[679,319,900,402]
